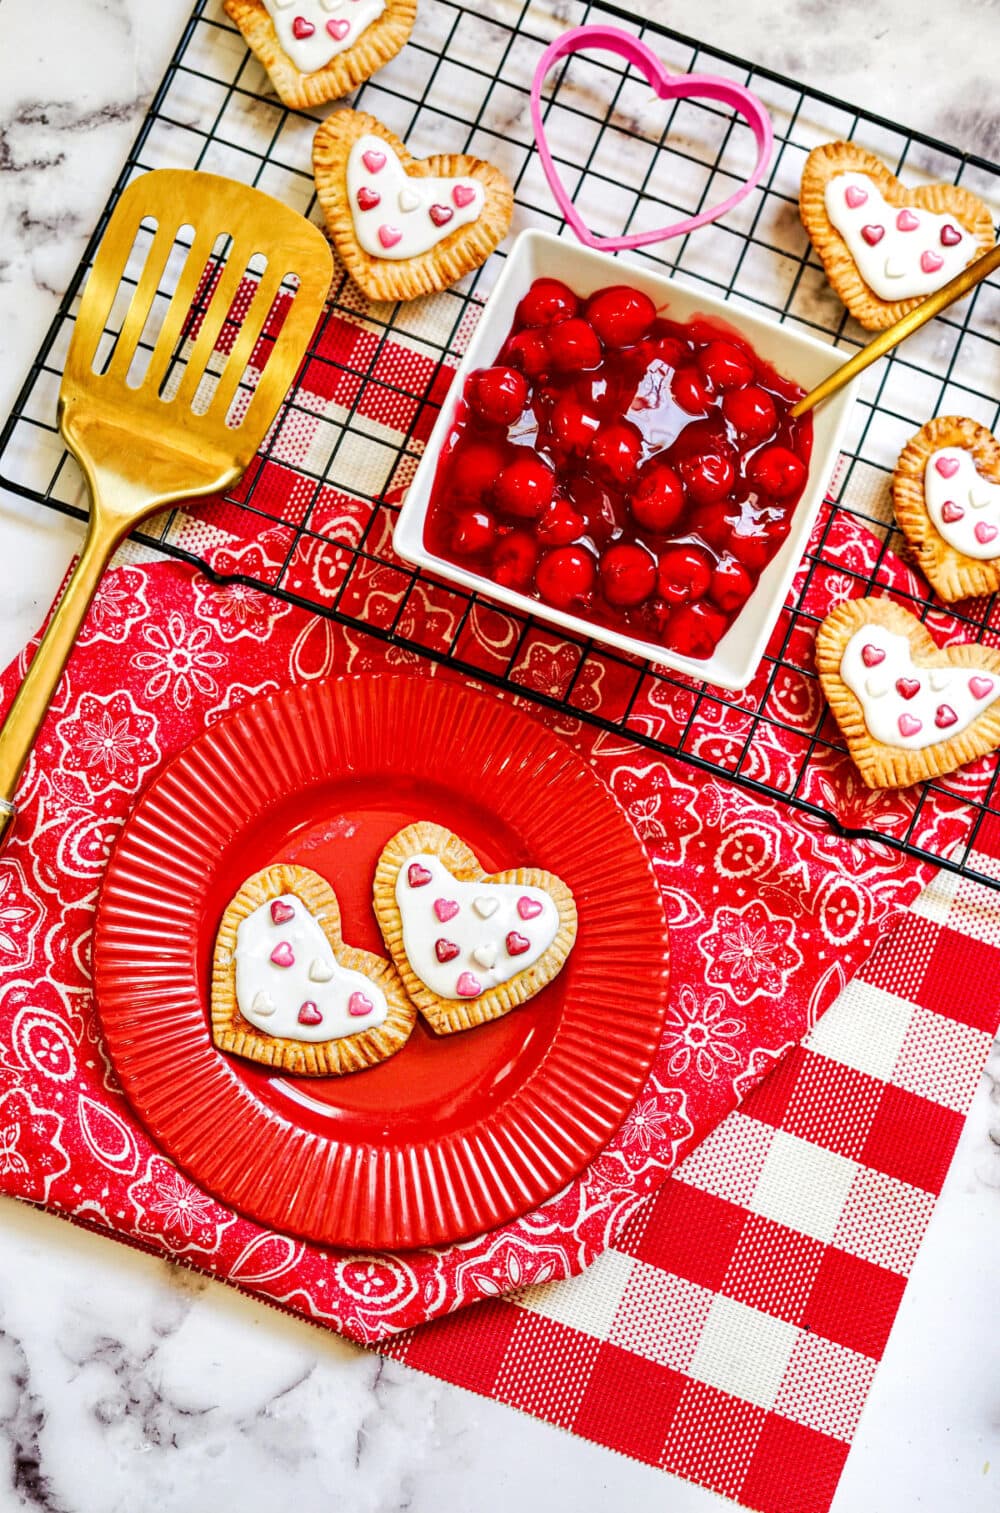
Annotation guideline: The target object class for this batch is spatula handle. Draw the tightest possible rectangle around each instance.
[0,514,121,848]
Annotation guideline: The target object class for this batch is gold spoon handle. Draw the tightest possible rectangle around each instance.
[791,240,1000,418]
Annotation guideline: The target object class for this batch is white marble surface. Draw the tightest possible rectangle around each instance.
[0,1,998,1509]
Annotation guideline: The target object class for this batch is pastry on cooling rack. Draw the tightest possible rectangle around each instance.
[212,863,415,1075]
[373,821,577,1034]
[313,109,514,302]
[893,416,1000,603]
[224,0,416,111]
[799,141,994,331]
[815,597,1000,788]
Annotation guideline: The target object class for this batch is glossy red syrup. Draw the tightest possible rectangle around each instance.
[423,279,813,660]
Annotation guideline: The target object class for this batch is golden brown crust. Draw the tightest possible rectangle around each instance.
[313,109,514,302]
[893,416,1000,602]
[211,863,415,1076]
[815,597,1000,788]
[372,821,577,1035]
[224,0,416,111]
[799,141,995,331]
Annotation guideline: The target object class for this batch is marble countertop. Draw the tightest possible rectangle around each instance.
[0,2,998,1509]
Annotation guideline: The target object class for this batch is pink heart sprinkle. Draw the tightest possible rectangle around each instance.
[292,16,315,38]
[452,184,476,208]
[297,1001,322,1026]
[434,898,459,922]
[895,678,920,700]
[377,225,402,249]
[844,184,868,208]
[428,204,454,227]
[940,500,965,523]
[941,223,963,247]
[435,938,460,963]
[270,900,295,924]
[935,455,960,478]
[517,896,543,920]
[327,17,350,39]
[270,942,295,968]
[356,187,380,211]
[362,150,386,174]
[896,208,920,232]
[935,704,958,729]
[348,992,374,1017]
[408,863,432,888]
[975,521,998,544]
[898,713,922,737]
[506,931,531,957]
[920,250,944,274]
[861,644,886,668]
[861,224,885,246]
[970,676,995,699]
[456,972,481,998]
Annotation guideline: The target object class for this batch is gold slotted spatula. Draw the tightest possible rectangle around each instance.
[0,169,333,848]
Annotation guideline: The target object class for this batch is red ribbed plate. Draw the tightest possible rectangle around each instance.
[93,675,669,1250]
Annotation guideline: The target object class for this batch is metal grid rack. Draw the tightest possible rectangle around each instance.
[2,0,1000,882]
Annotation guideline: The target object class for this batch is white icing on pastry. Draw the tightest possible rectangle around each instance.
[394,854,559,999]
[346,135,485,261]
[234,894,389,1042]
[924,447,1000,559]
[824,172,974,301]
[840,624,1000,750]
[262,0,385,75]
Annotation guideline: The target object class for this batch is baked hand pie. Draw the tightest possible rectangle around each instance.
[893,415,1000,603]
[212,863,415,1075]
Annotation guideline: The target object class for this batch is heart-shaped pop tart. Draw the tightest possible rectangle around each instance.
[893,415,1000,603]
[800,142,994,331]
[816,598,1000,788]
[313,109,514,303]
[373,821,577,1034]
[212,863,415,1075]
[224,0,416,112]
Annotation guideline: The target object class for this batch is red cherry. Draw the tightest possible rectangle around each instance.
[663,600,728,659]
[722,385,777,444]
[494,452,555,519]
[493,530,537,589]
[548,395,601,455]
[629,461,686,534]
[516,277,579,327]
[587,420,642,487]
[697,339,754,391]
[600,542,657,607]
[728,508,788,573]
[451,508,494,556]
[535,545,596,610]
[536,497,586,546]
[546,318,603,373]
[709,554,754,612]
[585,285,656,348]
[695,500,739,552]
[747,444,808,500]
[680,448,736,506]
[648,335,689,369]
[452,440,505,504]
[567,475,617,546]
[656,543,713,604]
[503,328,549,377]
[468,366,528,427]
[671,365,713,414]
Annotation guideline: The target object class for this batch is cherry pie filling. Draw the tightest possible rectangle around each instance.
[422,278,813,660]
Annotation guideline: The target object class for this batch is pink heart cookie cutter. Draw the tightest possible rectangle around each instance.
[530,24,774,252]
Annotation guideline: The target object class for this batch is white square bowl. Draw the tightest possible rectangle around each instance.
[394,229,858,691]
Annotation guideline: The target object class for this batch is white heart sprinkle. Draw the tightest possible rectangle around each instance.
[884,258,906,279]
[398,188,421,213]
[473,896,499,918]
[308,958,334,983]
[272,0,294,7]
[473,943,498,969]
[320,0,345,9]
[969,484,996,510]
[929,669,951,692]
[251,991,277,1017]
[865,672,891,698]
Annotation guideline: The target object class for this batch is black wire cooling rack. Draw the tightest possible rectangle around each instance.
[2,0,1000,884]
